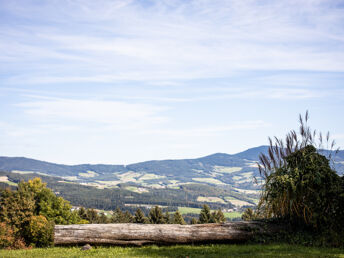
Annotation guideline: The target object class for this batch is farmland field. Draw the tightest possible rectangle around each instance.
[196,196,226,203]
[192,178,225,185]
[0,244,343,258]
[178,207,242,219]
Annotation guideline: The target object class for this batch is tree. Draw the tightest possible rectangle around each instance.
[111,208,125,223]
[173,210,186,225]
[123,211,134,223]
[98,213,109,223]
[0,177,84,247]
[18,178,82,224]
[242,208,256,221]
[191,218,198,224]
[86,209,99,223]
[149,206,165,224]
[213,209,226,223]
[134,208,147,224]
[0,188,35,235]
[199,205,211,224]
[164,210,171,224]
[23,215,54,247]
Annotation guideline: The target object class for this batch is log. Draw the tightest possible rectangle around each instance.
[54,221,279,246]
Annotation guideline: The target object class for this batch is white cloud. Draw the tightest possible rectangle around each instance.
[1,0,344,84]
[139,120,270,137]
[16,98,168,131]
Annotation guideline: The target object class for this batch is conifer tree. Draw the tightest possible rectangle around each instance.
[78,207,88,221]
[111,207,125,223]
[173,210,186,225]
[191,218,198,224]
[134,208,146,223]
[215,209,226,223]
[123,211,134,223]
[164,210,171,224]
[199,204,211,223]
[98,212,109,223]
[86,209,99,223]
[241,208,255,221]
[149,206,165,224]
[209,211,217,223]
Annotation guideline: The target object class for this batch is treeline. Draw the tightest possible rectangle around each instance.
[0,177,227,249]
[75,204,226,225]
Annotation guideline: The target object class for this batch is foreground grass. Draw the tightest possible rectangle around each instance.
[1,244,343,258]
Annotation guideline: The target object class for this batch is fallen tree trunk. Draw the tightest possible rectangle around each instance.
[54,221,279,246]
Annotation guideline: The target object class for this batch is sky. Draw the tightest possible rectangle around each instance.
[0,0,344,165]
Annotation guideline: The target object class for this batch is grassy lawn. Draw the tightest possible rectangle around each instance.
[223,211,242,218]
[0,244,343,258]
[178,207,242,219]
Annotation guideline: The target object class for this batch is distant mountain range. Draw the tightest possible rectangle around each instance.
[0,146,343,191]
[1,146,343,214]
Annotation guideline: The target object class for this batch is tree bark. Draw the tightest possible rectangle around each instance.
[54,221,278,246]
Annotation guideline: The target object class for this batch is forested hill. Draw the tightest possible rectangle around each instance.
[0,146,343,192]
[0,146,269,176]
[0,146,343,213]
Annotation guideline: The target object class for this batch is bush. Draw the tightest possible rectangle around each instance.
[0,222,15,248]
[0,178,84,248]
[0,222,27,249]
[24,215,54,247]
[256,112,344,246]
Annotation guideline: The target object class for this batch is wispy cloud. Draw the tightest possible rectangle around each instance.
[1,0,344,163]
[1,0,344,85]
[16,98,168,131]
[139,120,270,137]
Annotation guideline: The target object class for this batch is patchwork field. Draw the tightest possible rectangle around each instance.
[0,176,17,186]
[197,196,226,204]
[78,171,99,178]
[192,178,225,185]
[178,207,242,219]
[232,188,260,195]
[213,166,242,173]
[125,186,149,193]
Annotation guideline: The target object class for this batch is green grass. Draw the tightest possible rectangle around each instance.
[213,166,243,173]
[78,170,99,178]
[125,186,149,193]
[178,207,242,219]
[0,244,343,257]
[192,178,225,185]
[196,196,226,204]
[223,211,242,218]
[178,207,202,214]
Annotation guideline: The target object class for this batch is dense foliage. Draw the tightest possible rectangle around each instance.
[198,205,226,224]
[259,145,343,228]
[0,178,84,248]
[253,112,344,246]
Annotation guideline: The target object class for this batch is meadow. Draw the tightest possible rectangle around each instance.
[1,244,343,258]
[178,206,242,219]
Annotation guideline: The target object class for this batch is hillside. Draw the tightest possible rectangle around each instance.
[0,146,343,214]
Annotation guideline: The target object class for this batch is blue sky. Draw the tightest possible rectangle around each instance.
[1,0,344,164]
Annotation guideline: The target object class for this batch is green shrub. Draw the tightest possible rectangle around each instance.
[256,112,344,246]
[24,215,54,247]
[0,222,27,249]
[0,222,15,248]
